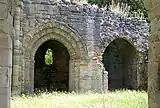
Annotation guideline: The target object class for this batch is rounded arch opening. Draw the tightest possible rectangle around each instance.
[102,38,138,90]
[34,40,70,92]
[22,22,88,93]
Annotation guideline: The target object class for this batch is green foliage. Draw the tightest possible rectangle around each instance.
[109,1,145,19]
[45,49,53,65]
[88,0,111,8]
[88,0,148,19]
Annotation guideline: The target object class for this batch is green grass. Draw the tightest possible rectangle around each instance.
[11,90,148,108]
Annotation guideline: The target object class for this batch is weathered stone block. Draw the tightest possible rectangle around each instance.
[0,67,9,87]
[0,48,12,67]
[0,3,7,20]
[0,93,10,108]
[80,79,91,91]
[0,87,9,95]
[154,42,160,56]
[0,35,11,48]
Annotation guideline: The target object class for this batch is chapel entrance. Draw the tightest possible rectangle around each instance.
[34,40,70,92]
[102,38,137,90]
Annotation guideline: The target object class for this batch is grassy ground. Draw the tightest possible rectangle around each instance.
[11,90,148,108]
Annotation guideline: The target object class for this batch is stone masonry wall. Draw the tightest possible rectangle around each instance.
[0,0,160,108]
[12,0,149,94]
[0,0,159,108]
[100,11,149,89]
[13,1,104,93]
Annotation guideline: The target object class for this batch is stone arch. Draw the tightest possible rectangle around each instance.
[26,32,80,60]
[22,21,88,93]
[23,21,87,59]
[102,35,137,53]
[101,35,146,89]
[102,37,138,90]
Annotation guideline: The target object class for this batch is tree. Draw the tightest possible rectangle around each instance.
[88,0,148,19]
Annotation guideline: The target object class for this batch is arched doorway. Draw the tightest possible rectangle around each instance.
[22,22,88,93]
[34,40,70,92]
[103,38,137,90]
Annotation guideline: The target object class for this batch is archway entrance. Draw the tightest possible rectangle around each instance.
[103,38,137,90]
[34,40,70,92]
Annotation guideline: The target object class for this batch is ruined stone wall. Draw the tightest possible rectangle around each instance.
[11,1,104,94]
[100,12,149,89]
[12,0,149,94]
